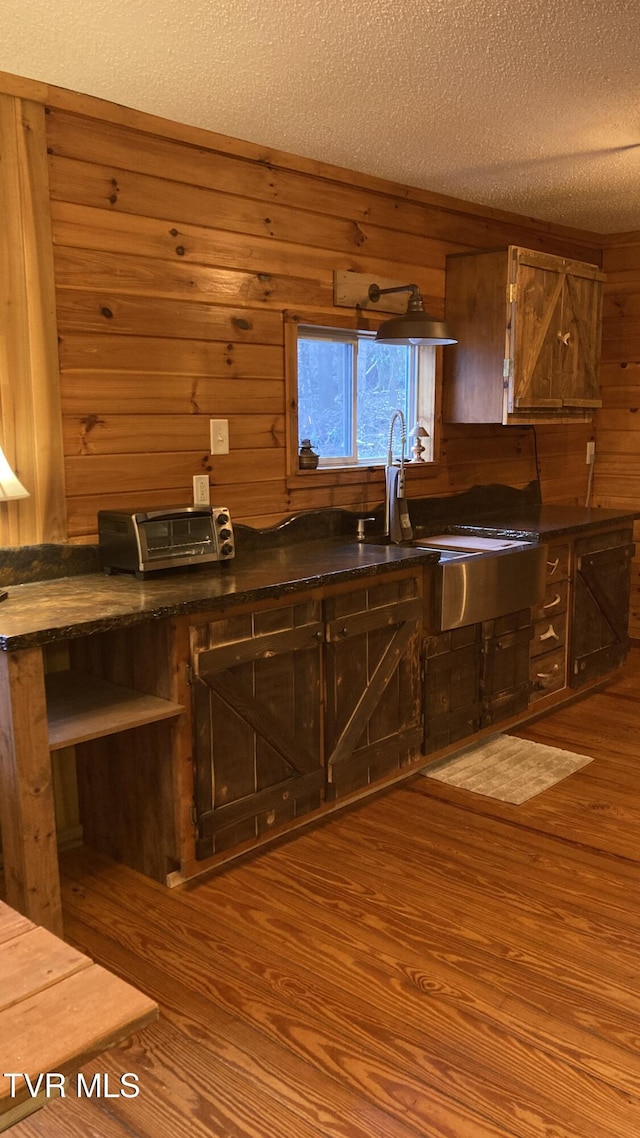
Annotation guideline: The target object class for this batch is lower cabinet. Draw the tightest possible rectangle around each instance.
[423,624,483,754]
[423,610,532,753]
[60,524,635,887]
[481,610,532,724]
[570,527,634,687]
[323,577,423,800]
[423,526,635,750]
[69,621,186,884]
[191,598,325,860]
[189,570,424,861]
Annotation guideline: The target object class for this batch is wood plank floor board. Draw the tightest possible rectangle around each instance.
[416,765,640,860]
[9,650,640,1137]
[59,861,588,1138]
[258,815,640,1001]
[57,870,524,1138]
[233,820,640,1074]
[331,794,640,942]
[69,834,640,1056]
[5,1093,141,1138]
[59,833,640,1136]
[18,906,437,1138]
[368,796,640,930]
[212,838,640,1100]
[48,909,518,1138]
[516,703,640,760]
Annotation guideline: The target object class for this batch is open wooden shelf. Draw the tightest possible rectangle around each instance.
[45,670,184,751]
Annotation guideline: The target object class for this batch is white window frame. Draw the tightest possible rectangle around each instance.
[293,323,437,469]
[284,311,441,487]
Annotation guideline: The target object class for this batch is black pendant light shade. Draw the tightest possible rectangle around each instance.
[368,283,457,346]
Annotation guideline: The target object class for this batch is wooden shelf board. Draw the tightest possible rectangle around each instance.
[45,670,184,751]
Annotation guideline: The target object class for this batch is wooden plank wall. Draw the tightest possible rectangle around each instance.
[43,103,602,541]
[0,95,66,545]
[595,236,640,638]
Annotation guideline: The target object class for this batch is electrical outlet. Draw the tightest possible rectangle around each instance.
[586,441,596,465]
[210,419,229,455]
[193,474,210,505]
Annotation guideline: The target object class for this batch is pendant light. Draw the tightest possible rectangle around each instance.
[368,283,457,346]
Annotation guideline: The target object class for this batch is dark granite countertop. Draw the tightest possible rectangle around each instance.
[0,539,438,651]
[429,504,639,543]
[0,490,636,652]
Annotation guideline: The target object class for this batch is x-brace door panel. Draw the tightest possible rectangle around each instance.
[192,608,324,858]
[324,591,423,800]
[571,540,633,687]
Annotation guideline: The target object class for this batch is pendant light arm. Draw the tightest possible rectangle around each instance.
[368,283,421,307]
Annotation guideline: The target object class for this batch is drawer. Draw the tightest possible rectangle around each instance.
[544,543,570,582]
[532,578,568,622]
[530,613,567,659]
[529,645,566,700]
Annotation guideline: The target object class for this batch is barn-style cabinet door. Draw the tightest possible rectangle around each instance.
[443,245,604,424]
[510,248,604,414]
[191,599,325,859]
[324,576,423,800]
[570,529,634,687]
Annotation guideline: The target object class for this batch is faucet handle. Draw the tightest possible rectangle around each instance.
[356,516,376,541]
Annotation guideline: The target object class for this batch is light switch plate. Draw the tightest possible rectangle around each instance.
[210,419,229,455]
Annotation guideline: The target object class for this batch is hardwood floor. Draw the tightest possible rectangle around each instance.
[11,651,640,1137]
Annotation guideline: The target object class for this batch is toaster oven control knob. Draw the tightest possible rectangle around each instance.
[219,527,232,541]
[221,542,234,556]
[216,513,230,526]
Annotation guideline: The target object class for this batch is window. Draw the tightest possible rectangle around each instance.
[295,325,435,467]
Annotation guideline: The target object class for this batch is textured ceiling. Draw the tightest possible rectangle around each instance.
[2,0,639,233]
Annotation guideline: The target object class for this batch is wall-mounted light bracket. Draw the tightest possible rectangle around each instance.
[333,270,411,313]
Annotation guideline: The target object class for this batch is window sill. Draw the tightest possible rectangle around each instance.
[286,461,440,491]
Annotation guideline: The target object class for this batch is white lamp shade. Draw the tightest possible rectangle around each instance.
[0,446,29,500]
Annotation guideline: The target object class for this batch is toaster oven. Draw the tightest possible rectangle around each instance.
[98,505,234,577]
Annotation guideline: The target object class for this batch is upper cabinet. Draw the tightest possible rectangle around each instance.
[443,246,605,424]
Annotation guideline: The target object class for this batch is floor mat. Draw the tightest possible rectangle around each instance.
[422,734,593,804]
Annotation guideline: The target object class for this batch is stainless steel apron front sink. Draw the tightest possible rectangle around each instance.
[414,534,548,631]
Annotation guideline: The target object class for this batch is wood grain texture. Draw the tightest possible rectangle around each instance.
[39,105,602,538]
[0,898,156,1130]
[7,649,640,1137]
[0,924,90,1011]
[45,670,183,750]
[0,95,66,545]
[0,649,62,935]
[596,240,640,638]
[0,69,603,261]
[0,72,613,547]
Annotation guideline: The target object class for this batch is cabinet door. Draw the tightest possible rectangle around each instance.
[192,601,324,858]
[481,610,532,725]
[424,625,483,754]
[510,249,604,414]
[559,272,603,408]
[571,532,634,687]
[324,578,423,800]
[511,252,565,411]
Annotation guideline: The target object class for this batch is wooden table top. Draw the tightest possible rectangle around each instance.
[0,900,157,1131]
